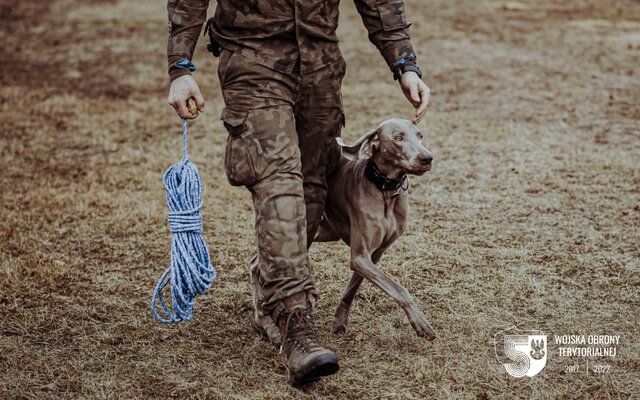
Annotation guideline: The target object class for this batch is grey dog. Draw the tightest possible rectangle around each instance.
[316,118,437,340]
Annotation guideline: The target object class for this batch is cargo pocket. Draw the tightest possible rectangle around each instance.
[217,49,234,87]
[377,0,408,31]
[221,108,257,187]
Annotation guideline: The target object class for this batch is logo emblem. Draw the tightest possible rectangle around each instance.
[494,327,547,377]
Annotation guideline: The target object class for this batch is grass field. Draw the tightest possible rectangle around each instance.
[1,0,639,398]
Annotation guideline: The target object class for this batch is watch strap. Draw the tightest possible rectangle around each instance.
[394,63,422,81]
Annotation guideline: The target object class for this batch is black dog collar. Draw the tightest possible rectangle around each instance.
[365,158,408,192]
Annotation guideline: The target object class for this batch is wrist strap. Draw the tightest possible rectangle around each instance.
[175,59,196,72]
[394,63,422,81]
[394,54,416,67]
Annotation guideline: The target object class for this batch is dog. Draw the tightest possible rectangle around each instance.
[252,118,437,346]
[316,118,437,340]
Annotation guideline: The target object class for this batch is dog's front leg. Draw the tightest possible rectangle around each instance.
[350,252,437,340]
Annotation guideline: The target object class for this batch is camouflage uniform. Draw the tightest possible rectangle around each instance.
[167,0,416,321]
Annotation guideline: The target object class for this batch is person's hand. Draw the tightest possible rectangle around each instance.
[168,75,205,119]
[400,71,430,125]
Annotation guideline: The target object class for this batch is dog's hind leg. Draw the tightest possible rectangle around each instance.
[331,271,364,334]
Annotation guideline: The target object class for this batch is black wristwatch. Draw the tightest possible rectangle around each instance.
[394,63,422,81]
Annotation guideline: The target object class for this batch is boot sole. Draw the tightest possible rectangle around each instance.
[290,353,340,386]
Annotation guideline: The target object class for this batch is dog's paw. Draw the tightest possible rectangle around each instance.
[417,326,437,341]
[408,312,437,341]
[331,320,348,335]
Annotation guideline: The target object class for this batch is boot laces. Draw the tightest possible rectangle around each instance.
[282,308,321,354]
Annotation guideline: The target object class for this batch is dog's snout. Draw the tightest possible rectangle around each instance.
[418,153,433,166]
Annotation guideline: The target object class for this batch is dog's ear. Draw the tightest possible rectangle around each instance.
[337,129,379,160]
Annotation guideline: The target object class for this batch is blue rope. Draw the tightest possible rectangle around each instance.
[151,119,216,324]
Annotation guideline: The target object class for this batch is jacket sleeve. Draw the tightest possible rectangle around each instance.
[353,0,416,73]
[167,0,210,82]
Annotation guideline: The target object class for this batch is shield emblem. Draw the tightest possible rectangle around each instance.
[494,327,547,377]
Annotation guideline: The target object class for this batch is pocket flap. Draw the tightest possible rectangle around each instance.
[220,107,248,127]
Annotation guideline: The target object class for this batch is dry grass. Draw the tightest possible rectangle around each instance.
[1,0,639,398]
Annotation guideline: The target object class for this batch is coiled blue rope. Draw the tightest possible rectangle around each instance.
[151,119,216,324]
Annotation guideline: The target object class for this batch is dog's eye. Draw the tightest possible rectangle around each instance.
[394,136,403,141]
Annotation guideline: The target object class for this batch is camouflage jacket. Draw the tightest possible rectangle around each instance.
[167,0,416,82]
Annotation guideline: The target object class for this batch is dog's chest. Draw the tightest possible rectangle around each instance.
[380,191,408,237]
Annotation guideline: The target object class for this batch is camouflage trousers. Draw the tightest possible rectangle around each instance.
[218,49,345,320]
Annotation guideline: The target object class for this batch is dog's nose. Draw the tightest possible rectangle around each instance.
[418,153,433,166]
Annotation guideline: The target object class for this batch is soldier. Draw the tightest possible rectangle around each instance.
[166,0,430,385]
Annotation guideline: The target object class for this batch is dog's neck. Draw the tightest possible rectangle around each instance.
[370,152,406,179]
[364,157,407,192]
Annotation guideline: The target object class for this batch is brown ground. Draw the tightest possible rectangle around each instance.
[1,0,639,398]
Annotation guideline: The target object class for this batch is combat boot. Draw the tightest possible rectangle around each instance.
[277,293,339,386]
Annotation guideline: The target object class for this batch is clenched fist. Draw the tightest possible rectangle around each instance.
[168,75,205,119]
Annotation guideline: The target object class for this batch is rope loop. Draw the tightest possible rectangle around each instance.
[151,119,216,324]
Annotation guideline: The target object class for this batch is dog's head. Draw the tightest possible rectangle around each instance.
[338,119,433,175]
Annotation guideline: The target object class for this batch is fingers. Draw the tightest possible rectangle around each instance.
[413,83,431,124]
[401,73,431,123]
[168,94,192,119]
[193,87,205,112]
[409,82,420,105]
[176,99,192,120]
[413,108,426,125]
